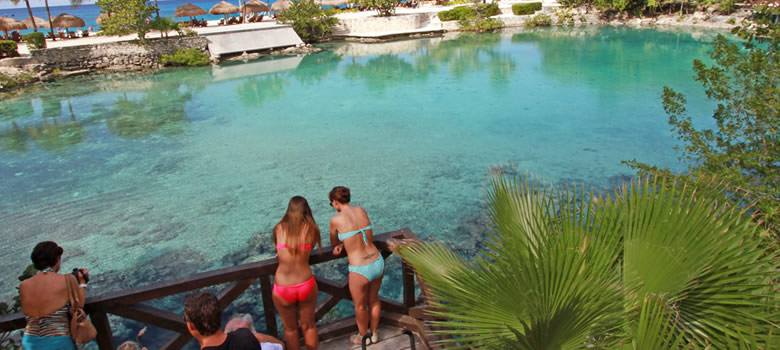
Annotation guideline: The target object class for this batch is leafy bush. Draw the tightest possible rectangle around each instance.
[440,0,471,5]
[181,28,198,36]
[726,17,736,25]
[278,0,339,43]
[459,17,504,31]
[150,17,181,38]
[439,3,499,21]
[0,71,36,91]
[0,41,18,58]
[96,0,158,41]
[159,48,210,66]
[22,32,46,50]
[525,13,552,26]
[512,2,542,15]
[359,0,401,16]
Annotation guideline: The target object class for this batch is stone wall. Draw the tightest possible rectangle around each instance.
[28,36,208,71]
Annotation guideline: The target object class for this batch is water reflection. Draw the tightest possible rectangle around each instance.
[0,100,85,152]
[104,89,191,138]
[236,74,289,107]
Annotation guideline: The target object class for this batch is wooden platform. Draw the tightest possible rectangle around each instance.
[320,324,425,350]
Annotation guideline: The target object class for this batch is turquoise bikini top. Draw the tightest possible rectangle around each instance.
[337,225,372,245]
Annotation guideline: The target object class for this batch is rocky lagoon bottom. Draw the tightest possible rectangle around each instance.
[0,26,722,346]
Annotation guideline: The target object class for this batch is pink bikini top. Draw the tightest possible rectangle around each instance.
[276,243,312,251]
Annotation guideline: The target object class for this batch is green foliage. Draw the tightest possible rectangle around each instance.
[726,17,736,25]
[555,7,577,25]
[22,32,46,50]
[181,28,198,37]
[395,173,779,348]
[0,41,18,58]
[525,13,552,26]
[278,0,339,43]
[439,3,499,22]
[512,2,542,16]
[324,7,358,15]
[459,17,504,31]
[626,25,779,237]
[359,0,401,17]
[440,0,471,5]
[96,0,157,42]
[0,71,36,91]
[456,1,503,31]
[159,48,210,66]
[150,16,181,38]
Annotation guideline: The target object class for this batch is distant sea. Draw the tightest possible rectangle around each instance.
[0,0,278,34]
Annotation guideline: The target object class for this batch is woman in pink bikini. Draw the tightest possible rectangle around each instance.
[272,196,322,350]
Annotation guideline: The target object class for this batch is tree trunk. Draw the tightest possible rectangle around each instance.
[24,0,37,31]
[154,0,160,18]
[44,0,55,40]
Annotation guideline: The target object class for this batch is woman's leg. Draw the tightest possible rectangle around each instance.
[298,282,319,350]
[367,274,383,335]
[272,292,300,350]
[348,272,370,336]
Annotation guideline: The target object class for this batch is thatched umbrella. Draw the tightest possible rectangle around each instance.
[270,0,292,12]
[0,17,27,38]
[95,13,110,25]
[52,13,85,34]
[209,1,240,22]
[174,3,208,19]
[320,0,349,6]
[21,16,49,29]
[242,0,269,13]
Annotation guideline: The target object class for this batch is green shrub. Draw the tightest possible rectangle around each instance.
[0,71,36,91]
[459,17,504,31]
[726,17,736,25]
[0,40,19,58]
[278,0,339,43]
[525,13,552,26]
[359,0,401,17]
[159,48,210,66]
[440,0,471,5]
[182,28,198,36]
[22,32,46,50]
[150,17,180,38]
[439,3,499,22]
[512,2,542,16]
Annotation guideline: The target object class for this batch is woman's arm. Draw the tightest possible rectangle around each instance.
[329,217,343,255]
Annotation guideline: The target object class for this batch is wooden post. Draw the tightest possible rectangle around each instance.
[259,275,278,338]
[90,311,114,350]
[402,261,416,311]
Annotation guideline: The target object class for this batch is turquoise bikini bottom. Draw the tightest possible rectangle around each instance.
[348,255,384,282]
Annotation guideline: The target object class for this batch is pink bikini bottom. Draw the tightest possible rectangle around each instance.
[273,276,316,303]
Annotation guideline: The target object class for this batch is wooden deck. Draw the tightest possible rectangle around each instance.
[320,323,425,350]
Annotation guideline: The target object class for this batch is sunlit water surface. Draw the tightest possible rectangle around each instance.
[0,26,721,344]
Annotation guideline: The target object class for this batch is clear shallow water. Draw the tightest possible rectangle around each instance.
[0,26,719,340]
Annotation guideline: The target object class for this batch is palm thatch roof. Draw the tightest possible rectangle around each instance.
[242,0,269,13]
[209,1,240,15]
[52,13,85,28]
[174,3,208,18]
[21,16,49,29]
[0,17,27,34]
[320,0,349,6]
[270,0,292,11]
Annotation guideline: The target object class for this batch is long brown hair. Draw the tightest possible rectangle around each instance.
[274,196,322,255]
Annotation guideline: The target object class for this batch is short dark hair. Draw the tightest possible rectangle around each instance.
[329,186,350,204]
[184,291,222,336]
[31,241,63,271]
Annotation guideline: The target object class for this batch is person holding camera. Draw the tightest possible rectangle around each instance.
[19,241,89,350]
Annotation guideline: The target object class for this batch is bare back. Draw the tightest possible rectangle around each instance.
[330,206,379,266]
[20,273,70,317]
[274,224,314,286]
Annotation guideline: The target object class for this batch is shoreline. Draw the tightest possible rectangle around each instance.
[0,2,752,93]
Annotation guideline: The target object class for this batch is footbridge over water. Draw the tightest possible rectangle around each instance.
[197,23,304,59]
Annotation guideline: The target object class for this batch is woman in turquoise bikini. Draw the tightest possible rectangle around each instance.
[328,186,383,345]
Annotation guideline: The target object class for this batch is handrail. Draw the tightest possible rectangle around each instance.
[0,227,421,350]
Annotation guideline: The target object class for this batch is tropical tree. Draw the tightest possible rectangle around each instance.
[394,171,778,348]
[96,0,157,42]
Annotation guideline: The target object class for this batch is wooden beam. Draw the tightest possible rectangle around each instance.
[315,277,351,300]
[103,303,187,333]
[316,316,358,340]
[259,275,278,338]
[90,311,114,350]
[0,314,25,333]
[217,278,256,310]
[314,295,341,322]
[402,261,416,309]
[379,297,405,314]
[159,332,193,350]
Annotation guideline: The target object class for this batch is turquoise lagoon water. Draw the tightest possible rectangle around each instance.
[0,26,719,339]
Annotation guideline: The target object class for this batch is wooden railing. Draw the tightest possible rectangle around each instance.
[0,228,423,350]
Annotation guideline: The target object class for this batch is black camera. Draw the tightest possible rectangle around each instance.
[72,268,89,284]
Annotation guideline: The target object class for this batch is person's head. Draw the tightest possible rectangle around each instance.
[329,186,350,211]
[117,341,141,350]
[183,291,222,338]
[224,313,255,333]
[275,196,321,253]
[31,241,63,271]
